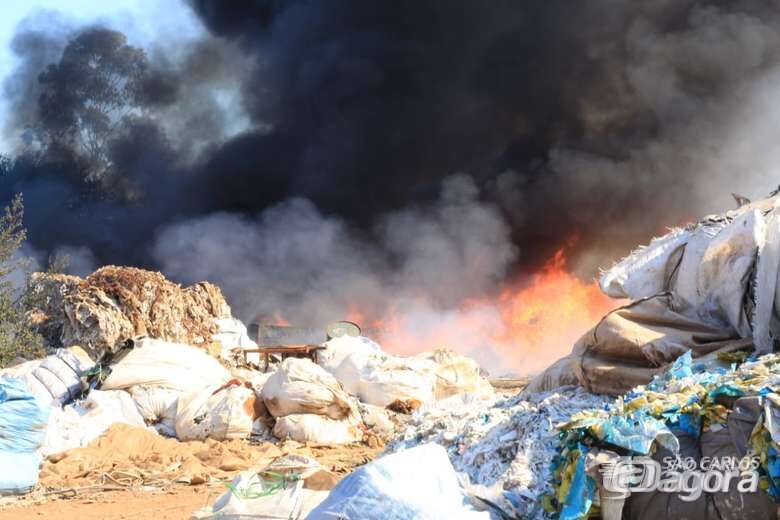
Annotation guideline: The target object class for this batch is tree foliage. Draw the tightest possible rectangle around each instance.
[0,194,46,367]
[36,28,149,181]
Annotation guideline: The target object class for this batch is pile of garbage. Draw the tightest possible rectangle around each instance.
[389,386,610,518]
[0,265,499,511]
[549,349,780,519]
[27,266,232,357]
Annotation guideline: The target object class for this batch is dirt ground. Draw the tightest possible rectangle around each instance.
[0,435,384,519]
[0,484,220,520]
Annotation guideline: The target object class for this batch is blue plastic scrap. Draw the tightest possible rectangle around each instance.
[590,411,679,455]
[0,376,50,495]
[0,376,50,452]
[559,445,596,520]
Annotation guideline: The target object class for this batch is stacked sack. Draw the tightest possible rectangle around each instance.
[1,346,95,406]
[101,337,262,441]
[318,336,493,407]
[262,358,363,444]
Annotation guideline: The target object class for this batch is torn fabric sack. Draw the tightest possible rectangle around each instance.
[531,194,780,395]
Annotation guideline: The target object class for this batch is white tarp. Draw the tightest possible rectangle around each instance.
[102,338,230,393]
[308,443,490,520]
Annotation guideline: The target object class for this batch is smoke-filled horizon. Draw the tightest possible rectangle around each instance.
[3,1,780,372]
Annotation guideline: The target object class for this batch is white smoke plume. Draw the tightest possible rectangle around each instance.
[153,175,520,372]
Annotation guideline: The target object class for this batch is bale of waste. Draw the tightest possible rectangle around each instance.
[531,195,780,395]
[321,336,438,406]
[102,338,231,393]
[0,376,50,494]
[308,443,489,519]
[175,381,259,441]
[551,350,780,520]
[272,413,364,445]
[527,294,750,395]
[127,385,180,437]
[417,349,494,400]
[262,358,356,420]
[0,346,95,406]
[27,266,232,357]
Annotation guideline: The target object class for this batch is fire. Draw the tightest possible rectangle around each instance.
[367,246,623,375]
[490,248,622,373]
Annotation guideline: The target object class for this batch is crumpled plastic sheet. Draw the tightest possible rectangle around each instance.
[553,348,780,518]
[386,387,611,518]
[562,410,679,455]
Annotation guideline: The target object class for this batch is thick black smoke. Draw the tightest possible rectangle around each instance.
[3,1,780,286]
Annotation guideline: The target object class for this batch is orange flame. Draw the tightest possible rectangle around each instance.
[365,246,623,375]
[263,245,624,375]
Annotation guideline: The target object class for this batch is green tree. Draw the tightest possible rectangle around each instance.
[0,194,46,367]
[37,28,149,181]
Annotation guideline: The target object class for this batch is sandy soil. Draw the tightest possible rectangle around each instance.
[0,484,222,520]
[0,433,384,520]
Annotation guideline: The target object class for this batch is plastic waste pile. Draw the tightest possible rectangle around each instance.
[0,264,505,514]
[550,349,780,519]
[388,386,610,518]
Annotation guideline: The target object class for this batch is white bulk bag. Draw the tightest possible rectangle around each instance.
[308,443,490,519]
[175,383,256,441]
[102,338,230,393]
[127,385,180,437]
[335,353,437,407]
[1,347,95,406]
[318,335,383,374]
[262,358,355,419]
[272,413,363,445]
[417,349,494,400]
[41,389,147,457]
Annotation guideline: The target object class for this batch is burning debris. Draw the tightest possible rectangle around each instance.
[4,191,780,519]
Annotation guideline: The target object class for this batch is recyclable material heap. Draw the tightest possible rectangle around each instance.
[0,265,499,518]
[389,386,611,518]
[27,265,232,357]
[550,348,780,520]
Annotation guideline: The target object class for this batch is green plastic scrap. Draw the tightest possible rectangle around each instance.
[225,470,302,500]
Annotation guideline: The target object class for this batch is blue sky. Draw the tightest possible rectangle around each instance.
[0,0,206,153]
